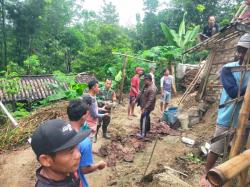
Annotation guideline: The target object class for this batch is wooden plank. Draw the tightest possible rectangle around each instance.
[197,49,216,100]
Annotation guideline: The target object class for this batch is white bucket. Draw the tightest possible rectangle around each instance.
[178,114,189,130]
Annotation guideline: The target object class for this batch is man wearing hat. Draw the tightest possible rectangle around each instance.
[137,74,157,138]
[31,119,91,187]
[128,67,144,119]
[67,99,107,187]
[201,34,250,187]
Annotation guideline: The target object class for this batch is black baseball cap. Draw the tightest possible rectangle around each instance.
[31,119,91,157]
[144,74,152,81]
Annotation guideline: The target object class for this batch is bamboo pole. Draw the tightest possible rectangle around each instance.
[0,101,18,127]
[118,54,128,103]
[197,49,216,100]
[178,63,205,105]
[206,149,250,187]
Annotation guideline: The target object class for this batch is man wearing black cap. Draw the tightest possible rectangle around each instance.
[31,119,90,187]
[137,74,157,138]
[67,99,107,187]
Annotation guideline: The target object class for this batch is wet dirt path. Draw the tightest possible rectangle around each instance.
[0,95,215,187]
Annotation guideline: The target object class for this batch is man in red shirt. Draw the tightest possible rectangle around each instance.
[128,67,143,119]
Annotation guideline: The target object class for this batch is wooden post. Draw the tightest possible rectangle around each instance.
[224,80,250,187]
[0,101,18,127]
[118,53,128,104]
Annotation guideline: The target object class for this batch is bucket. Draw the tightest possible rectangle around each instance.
[178,114,189,130]
[163,107,178,125]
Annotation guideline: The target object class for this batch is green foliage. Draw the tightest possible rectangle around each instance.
[160,13,200,51]
[40,71,88,105]
[0,71,20,96]
[12,103,30,119]
[23,55,46,75]
[196,4,206,13]
[100,1,119,24]
[185,153,204,164]
[142,46,182,63]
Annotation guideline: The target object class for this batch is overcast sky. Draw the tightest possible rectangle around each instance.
[77,0,169,26]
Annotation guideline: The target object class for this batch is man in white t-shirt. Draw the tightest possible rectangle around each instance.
[160,68,176,112]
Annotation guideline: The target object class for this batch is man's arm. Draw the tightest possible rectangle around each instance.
[160,77,164,96]
[143,90,155,112]
[220,67,247,99]
[112,91,117,102]
[80,161,106,174]
[171,76,177,94]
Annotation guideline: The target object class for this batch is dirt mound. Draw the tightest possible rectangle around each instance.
[0,101,68,151]
[98,122,181,167]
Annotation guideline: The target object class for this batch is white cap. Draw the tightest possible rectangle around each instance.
[237,33,250,49]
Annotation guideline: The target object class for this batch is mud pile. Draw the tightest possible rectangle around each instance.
[98,123,180,167]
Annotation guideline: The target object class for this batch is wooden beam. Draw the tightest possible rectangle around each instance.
[0,101,18,127]
[118,54,128,104]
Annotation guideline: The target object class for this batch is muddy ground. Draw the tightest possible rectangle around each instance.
[0,95,216,187]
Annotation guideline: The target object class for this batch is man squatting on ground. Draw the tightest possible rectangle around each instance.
[31,119,91,187]
[201,33,250,187]
[67,99,106,187]
[96,78,117,140]
[83,80,109,141]
[128,67,144,119]
[137,74,157,138]
[160,68,176,113]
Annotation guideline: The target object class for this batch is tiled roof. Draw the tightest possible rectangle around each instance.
[0,72,95,103]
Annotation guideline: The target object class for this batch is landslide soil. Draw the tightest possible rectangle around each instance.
[0,95,216,187]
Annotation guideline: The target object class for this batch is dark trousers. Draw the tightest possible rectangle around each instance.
[97,108,111,133]
[140,111,151,136]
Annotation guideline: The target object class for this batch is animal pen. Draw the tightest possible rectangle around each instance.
[183,20,250,187]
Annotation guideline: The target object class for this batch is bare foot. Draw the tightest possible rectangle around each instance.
[127,116,132,120]
[131,114,137,117]
[200,175,211,187]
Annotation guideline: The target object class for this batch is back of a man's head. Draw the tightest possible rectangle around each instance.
[67,99,89,121]
[88,80,98,90]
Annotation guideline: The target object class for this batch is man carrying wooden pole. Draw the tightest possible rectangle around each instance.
[201,33,250,187]
[206,80,250,187]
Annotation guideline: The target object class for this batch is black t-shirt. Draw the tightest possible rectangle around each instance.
[35,167,80,187]
[202,23,220,37]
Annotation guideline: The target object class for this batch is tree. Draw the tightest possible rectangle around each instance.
[100,1,119,25]
[60,27,84,73]
[143,0,159,13]
[0,0,7,69]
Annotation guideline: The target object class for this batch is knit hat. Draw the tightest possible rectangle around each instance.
[237,33,250,49]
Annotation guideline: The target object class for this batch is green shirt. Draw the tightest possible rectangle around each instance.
[97,87,114,103]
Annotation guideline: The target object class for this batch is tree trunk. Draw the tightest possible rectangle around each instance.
[118,53,128,104]
[0,0,7,69]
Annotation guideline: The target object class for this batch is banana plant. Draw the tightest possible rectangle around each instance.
[160,12,200,51]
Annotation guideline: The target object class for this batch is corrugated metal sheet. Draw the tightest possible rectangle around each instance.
[0,72,95,103]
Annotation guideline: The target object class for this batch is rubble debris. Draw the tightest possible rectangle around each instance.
[181,137,195,146]
[141,164,192,187]
[181,68,201,90]
[98,122,180,167]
